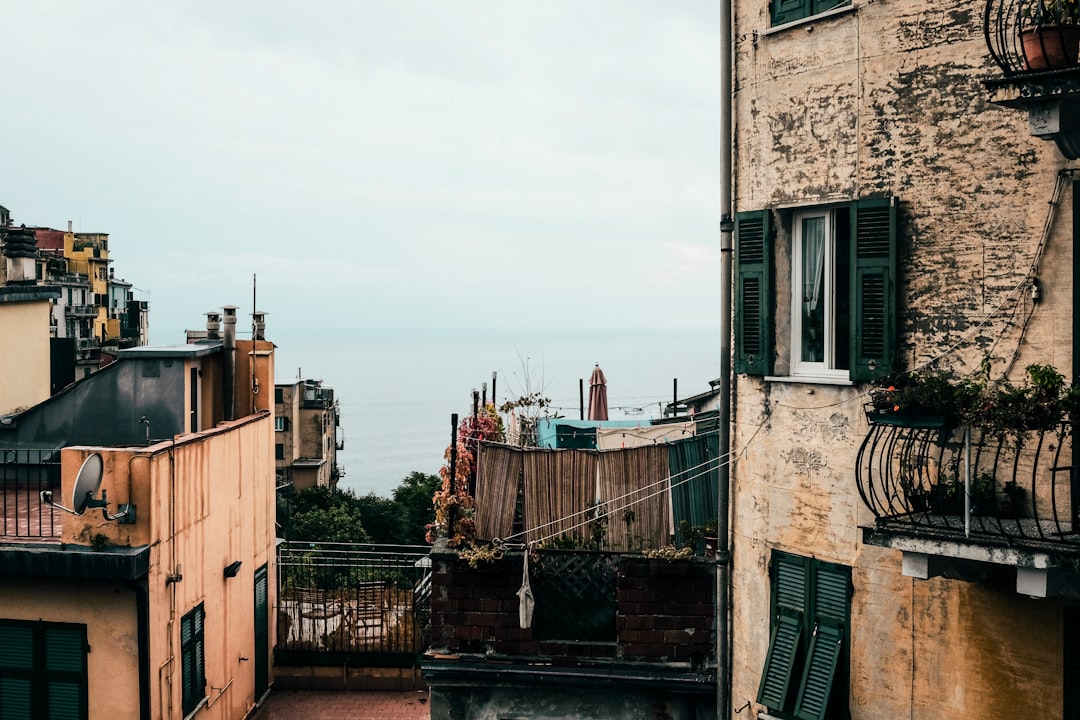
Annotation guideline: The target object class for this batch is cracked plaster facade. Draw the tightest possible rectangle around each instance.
[731,1,1074,718]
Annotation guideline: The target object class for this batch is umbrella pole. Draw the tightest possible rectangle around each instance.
[579,379,584,420]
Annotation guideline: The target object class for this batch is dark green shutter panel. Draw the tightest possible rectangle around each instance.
[44,628,84,673]
[1,678,32,720]
[736,211,774,376]
[850,197,898,382]
[181,613,195,710]
[47,682,80,720]
[0,626,33,669]
[794,619,845,720]
[757,608,803,709]
[812,562,851,622]
[194,608,205,701]
[775,552,809,611]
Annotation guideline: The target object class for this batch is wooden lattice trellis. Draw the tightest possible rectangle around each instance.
[532,551,620,641]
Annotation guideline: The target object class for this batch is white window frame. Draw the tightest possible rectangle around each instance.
[790,208,847,381]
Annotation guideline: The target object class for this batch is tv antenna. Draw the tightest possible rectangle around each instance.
[41,452,136,523]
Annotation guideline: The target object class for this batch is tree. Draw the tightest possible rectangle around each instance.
[392,472,441,544]
[285,486,369,544]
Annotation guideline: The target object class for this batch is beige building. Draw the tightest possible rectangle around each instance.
[0,308,276,720]
[728,1,1080,719]
[0,286,59,415]
[274,380,341,491]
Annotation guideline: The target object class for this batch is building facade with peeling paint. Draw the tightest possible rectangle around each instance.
[730,1,1079,718]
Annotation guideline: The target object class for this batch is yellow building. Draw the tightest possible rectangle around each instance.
[63,230,111,342]
[0,309,276,720]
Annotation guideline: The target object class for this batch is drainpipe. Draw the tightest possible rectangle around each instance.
[718,1,735,719]
[223,306,237,421]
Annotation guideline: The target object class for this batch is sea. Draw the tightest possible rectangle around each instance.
[271,327,722,498]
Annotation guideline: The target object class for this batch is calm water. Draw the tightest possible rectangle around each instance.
[272,327,722,498]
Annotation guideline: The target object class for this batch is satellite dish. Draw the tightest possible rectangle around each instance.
[40,452,135,523]
[71,453,104,515]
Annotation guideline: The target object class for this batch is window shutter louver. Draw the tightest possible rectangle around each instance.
[0,627,33,670]
[794,619,845,720]
[736,210,774,376]
[812,562,851,622]
[775,553,808,611]
[850,197,898,382]
[757,608,803,709]
[1,678,32,720]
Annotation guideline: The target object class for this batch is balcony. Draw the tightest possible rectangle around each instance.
[857,416,1080,596]
[0,449,62,543]
[64,304,96,317]
[985,0,1080,157]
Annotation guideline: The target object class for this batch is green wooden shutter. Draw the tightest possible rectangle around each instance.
[772,0,810,25]
[181,607,206,715]
[0,626,33,670]
[180,613,194,710]
[757,608,803,709]
[254,565,270,698]
[811,561,851,622]
[794,619,845,720]
[849,197,898,383]
[0,678,32,720]
[736,210,774,376]
[44,627,85,720]
[775,552,809,612]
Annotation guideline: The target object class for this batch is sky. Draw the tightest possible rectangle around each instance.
[0,2,721,339]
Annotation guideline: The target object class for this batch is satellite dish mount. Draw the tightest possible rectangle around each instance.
[40,452,136,523]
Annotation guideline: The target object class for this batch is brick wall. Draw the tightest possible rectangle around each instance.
[428,541,715,666]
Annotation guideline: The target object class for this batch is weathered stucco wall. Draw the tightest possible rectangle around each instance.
[731,1,1074,718]
[58,410,276,720]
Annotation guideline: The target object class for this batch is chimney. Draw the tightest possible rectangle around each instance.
[67,221,72,233]
[252,311,266,341]
[222,305,237,421]
[205,311,221,340]
[1,225,39,285]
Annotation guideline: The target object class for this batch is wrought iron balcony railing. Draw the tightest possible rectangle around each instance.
[856,419,1079,550]
[984,0,1080,157]
[985,0,1080,77]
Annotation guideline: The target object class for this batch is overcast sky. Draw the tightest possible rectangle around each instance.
[1,2,720,339]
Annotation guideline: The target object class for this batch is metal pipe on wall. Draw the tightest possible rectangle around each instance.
[718,1,735,718]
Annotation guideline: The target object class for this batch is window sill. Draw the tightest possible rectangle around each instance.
[763,3,856,36]
[764,375,854,387]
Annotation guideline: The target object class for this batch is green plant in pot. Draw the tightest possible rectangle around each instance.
[1020,0,1080,70]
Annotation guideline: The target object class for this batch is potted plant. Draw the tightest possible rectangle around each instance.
[645,545,694,575]
[1020,0,1080,70]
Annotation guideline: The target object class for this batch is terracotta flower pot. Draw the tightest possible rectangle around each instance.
[1021,24,1080,70]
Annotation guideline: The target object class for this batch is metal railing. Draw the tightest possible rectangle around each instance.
[0,449,62,541]
[856,420,1079,547]
[985,0,1080,76]
[276,542,431,664]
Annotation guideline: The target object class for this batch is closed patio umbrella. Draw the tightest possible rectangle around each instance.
[588,364,608,421]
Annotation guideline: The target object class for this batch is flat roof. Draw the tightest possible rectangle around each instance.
[0,286,61,303]
[117,342,222,359]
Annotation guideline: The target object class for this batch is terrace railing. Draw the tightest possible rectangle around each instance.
[0,449,62,542]
[276,541,432,666]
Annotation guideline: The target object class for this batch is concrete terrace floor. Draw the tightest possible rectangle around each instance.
[251,689,431,720]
